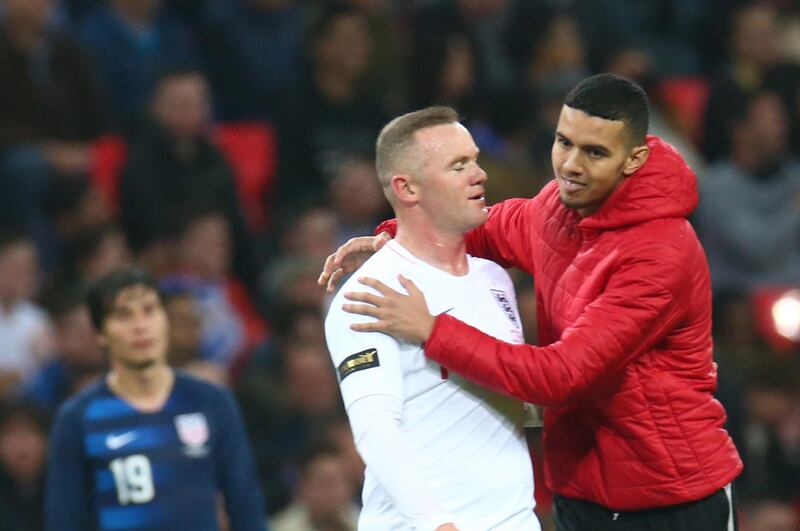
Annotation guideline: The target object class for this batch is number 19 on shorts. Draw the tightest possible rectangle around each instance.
[109,454,155,504]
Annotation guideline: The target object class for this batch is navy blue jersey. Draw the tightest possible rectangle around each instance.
[45,372,267,531]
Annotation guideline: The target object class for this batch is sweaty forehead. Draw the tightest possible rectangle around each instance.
[414,123,474,156]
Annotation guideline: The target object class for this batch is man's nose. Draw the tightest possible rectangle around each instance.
[561,150,583,175]
[473,164,488,184]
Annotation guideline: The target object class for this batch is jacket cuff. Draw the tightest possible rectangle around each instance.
[424,314,461,365]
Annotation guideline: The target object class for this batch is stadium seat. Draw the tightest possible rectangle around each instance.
[89,135,128,216]
[213,122,276,234]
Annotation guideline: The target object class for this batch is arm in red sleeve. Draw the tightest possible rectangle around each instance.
[463,198,537,271]
[376,197,538,272]
[424,245,692,406]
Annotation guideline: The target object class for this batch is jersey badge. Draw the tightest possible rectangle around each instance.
[491,289,519,326]
[338,348,380,382]
[175,412,210,457]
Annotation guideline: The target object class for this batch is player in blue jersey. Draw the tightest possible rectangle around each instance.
[45,267,267,531]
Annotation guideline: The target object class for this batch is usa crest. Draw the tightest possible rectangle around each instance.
[175,413,209,456]
[490,289,519,326]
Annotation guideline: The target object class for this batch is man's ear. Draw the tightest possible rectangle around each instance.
[623,144,650,176]
[389,174,419,204]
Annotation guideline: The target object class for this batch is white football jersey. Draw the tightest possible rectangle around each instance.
[325,240,539,531]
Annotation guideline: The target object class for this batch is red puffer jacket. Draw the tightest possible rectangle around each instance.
[410,136,742,510]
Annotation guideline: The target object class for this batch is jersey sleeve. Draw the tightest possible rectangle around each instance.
[347,395,455,530]
[45,402,92,531]
[324,289,404,409]
[214,388,268,531]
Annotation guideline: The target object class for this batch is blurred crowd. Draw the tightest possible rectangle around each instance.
[0,0,799,530]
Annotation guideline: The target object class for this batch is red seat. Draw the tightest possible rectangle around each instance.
[89,135,128,216]
[657,76,711,147]
[213,122,276,233]
[89,122,276,233]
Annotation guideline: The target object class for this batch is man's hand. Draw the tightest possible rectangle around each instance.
[318,232,392,292]
[343,275,435,344]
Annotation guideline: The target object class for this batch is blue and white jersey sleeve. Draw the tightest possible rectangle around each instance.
[213,388,268,531]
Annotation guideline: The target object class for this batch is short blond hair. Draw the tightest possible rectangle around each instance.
[374,106,460,190]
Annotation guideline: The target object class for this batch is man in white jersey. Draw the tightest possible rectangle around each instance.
[324,107,540,531]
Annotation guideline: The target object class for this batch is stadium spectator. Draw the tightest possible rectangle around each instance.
[0,0,105,258]
[24,284,106,411]
[119,67,261,293]
[702,2,796,161]
[237,342,343,514]
[45,267,267,531]
[0,400,49,531]
[193,0,303,121]
[327,156,390,245]
[161,289,227,386]
[77,0,198,125]
[269,443,359,531]
[693,89,800,293]
[0,230,53,394]
[273,5,387,214]
[43,177,112,270]
[161,206,266,371]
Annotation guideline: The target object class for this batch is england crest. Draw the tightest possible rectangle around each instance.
[175,413,209,456]
[490,289,519,326]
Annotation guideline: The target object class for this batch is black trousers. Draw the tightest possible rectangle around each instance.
[553,485,737,531]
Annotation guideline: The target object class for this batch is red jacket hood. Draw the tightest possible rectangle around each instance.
[575,135,698,231]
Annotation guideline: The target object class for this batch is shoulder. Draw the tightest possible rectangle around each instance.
[54,378,107,423]
[326,246,405,320]
[174,372,232,402]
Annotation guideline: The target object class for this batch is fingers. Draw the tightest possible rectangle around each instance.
[318,236,375,286]
[342,303,381,318]
[326,268,343,292]
[350,320,387,332]
[318,253,339,286]
[397,274,420,294]
[357,276,397,295]
[343,290,383,306]
[373,231,391,251]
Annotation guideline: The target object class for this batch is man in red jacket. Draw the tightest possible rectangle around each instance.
[321,74,742,530]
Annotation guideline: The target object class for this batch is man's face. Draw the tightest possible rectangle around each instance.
[551,105,635,217]
[413,122,488,233]
[152,75,210,141]
[0,240,39,304]
[99,286,169,371]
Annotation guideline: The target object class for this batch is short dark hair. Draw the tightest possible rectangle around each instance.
[0,228,32,254]
[86,267,161,331]
[0,399,50,436]
[564,73,649,146]
[375,106,460,189]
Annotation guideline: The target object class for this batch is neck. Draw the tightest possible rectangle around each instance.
[395,217,469,276]
[732,144,771,173]
[107,364,173,411]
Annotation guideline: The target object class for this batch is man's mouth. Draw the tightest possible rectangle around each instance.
[558,176,587,192]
